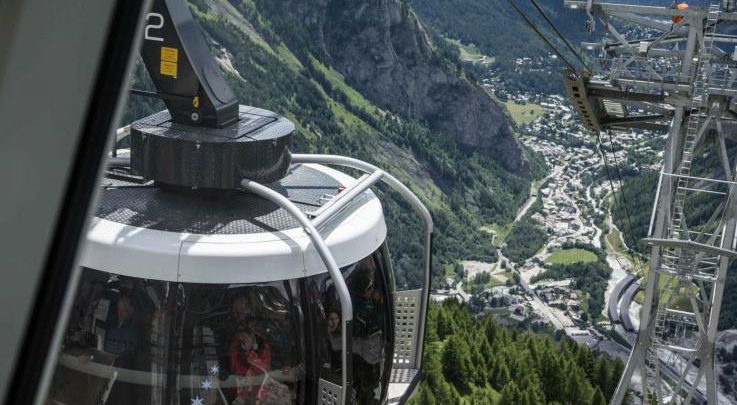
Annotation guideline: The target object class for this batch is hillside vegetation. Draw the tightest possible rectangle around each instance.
[408,299,626,405]
[409,0,587,94]
[408,0,667,95]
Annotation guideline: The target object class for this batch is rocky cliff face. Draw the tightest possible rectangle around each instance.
[262,0,529,175]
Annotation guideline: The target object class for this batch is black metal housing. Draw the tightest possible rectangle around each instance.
[131,105,294,189]
[140,0,238,128]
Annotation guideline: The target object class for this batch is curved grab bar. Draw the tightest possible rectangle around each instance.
[240,179,354,405]
[291,154,433,370]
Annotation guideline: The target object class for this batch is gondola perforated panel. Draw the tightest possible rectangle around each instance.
[318,379,342,405]
[393,289,422,369]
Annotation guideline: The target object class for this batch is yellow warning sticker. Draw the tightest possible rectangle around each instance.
[160,61,178,77]
[161,46,178,63]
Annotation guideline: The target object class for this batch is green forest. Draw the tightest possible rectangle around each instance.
[504,218,547,263]
[408,299,627,405]
[503,197,547,263]
[408,0,665,95]
[611,171,657,257]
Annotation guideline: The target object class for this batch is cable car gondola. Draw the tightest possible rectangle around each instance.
[44,1,432,404]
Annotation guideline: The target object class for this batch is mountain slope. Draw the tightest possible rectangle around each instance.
[247,0,529,173]
[408,0,587,94]
[123,0,543,287]
[409,0,682,95]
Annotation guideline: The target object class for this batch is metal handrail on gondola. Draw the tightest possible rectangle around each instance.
[242,154,433,405]
[240,179,355,405]
[291,154,433,372]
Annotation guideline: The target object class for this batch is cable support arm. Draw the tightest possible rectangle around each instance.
[138,0,239,128]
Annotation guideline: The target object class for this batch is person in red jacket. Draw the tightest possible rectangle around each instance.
[229,325,271,405]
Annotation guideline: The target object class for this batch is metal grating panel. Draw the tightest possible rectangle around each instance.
[602,99,625,117]
[96,164,342,234]
[388,368,421,405]
[318,378,342,405]
[393,289,422,369]
[390,367,419,384]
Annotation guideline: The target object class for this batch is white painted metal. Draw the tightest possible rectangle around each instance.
[80,164,387,284]
[241,154,434,405]
[82,152,432,405]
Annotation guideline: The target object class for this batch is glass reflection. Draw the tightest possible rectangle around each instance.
[309,245,394,405]
[46,244,393,405]
[47,271,304,405]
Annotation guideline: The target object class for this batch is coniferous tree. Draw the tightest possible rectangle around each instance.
[480,336,494,366]
[471,345,487,385]
[408,385,437,405]
[594,356,612,398]
[540,347,565,402]
[422,344,460,404]
[591,388,607,405]
[520,372,546,404]
[577,345,596,382]
[525,335,541,367]
[610,358,625,399]
[413,302,626,404]
[469,386,495,405]
[425,310,439,342]
[484,317,498,343]
[499,381,523,405]
[442,334,474,392]
[436,309,455,339]
[492,362,511,391]
[565,366,594,405]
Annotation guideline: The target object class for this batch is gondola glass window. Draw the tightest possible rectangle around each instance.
[307,245,394,405]
[46,244,395,405]
[47,269,305,405]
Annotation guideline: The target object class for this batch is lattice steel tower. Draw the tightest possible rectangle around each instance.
[562,1,737,403]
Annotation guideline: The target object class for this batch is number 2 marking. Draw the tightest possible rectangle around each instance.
[145,13,164,42]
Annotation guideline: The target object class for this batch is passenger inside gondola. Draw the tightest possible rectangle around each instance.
[347,265,387,404]
[101,295,139,363]
[254,287,294,371]
[67,290,133,364]
[310,250,392,405]
[213,293,267,378]
[229,325,271,405]
[326,309,342,371]
[98,294,150,404]
[49,272,307,404]
[205,288,298,403]
[51,275,153,405]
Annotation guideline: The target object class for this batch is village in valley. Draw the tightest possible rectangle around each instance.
[432,53,661,351]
